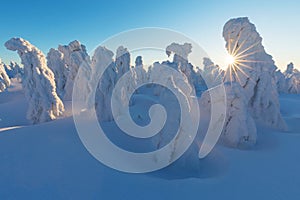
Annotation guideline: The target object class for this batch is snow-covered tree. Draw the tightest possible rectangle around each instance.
[5,38,64,124]
[115,46,131,78]
[165,43,199,89]
[92,46,117,122]
[200,82,257,148]
[134,56,147,85]
[0,59,10,92]
[284,63,300,94]
[275,69,287,93]
[58,40,89,100]
[284,62,296,77]
[149,61,196,159]
[90,46,140,122]
[223,17,286,130]
[3,61,23,79]
[47,48,68,99]
[202,57,224,88]
[275,63,300,94]
[135,56,143,67]
[286,73,300,94]
[132,56,147,95]
[115,46,137,106]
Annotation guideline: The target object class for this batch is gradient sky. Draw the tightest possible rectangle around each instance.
[0,0,299,70]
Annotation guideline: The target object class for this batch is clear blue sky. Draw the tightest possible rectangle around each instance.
[0,0,299,70]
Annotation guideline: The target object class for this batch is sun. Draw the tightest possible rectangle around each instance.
[222,28,263,84]
[225,54,236,66]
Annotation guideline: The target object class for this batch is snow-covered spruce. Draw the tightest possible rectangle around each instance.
[92,46,117,122]
[134,56,147,85]
[165,43,200,90]
[275,69,288,93]
[3,61,23,79]
[47,48,68,99]
[275,63,300,94]
[284,62,296,77]
[89,46,139,122]
[223,17,286,130]
[115,46,137,106]
[200,82,257,148]
[5,38,64,124]
[286,72,300,94]
[58,40,89,100]
[115,46,131,79]
[135,56,143,67]
[284,63,300,94]
[151,62,184,148]
[202,57,224,88]
[0,59,10,92]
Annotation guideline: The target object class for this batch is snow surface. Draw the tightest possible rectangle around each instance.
[0,79,300,199]
[0,17,300,200]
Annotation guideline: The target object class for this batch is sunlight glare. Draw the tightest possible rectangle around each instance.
[225,54,236,66]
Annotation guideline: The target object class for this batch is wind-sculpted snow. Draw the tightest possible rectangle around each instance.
[223,17,286,130]
[5,38,64,124]
[0,59,10,92]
